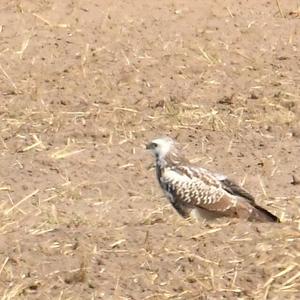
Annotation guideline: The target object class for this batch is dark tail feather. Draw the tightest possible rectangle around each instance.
[250,205,280,223]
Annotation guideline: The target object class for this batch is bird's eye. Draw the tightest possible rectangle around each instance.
[152,142,158,147]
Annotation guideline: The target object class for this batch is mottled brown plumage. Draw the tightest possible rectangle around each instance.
[146,136,280,223]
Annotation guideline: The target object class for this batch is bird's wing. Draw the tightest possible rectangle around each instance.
[187,167,255,203]
[162,166,242,214]
[162,165,278,221]
[217,177,255,203]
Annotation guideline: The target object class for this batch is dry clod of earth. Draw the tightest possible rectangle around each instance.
[0,0,299,299]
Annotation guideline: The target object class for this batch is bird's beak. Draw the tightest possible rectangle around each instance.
[145,142,153,150]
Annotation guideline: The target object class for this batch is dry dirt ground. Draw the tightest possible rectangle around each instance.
[0,0,300,299]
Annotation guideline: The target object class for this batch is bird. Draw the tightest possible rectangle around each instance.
[146,136,280,223]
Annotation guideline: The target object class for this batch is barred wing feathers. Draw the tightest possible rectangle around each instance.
[162,165,279,222]
[162,166,236,210]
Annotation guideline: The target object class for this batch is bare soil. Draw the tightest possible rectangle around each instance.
[0,0,300,299]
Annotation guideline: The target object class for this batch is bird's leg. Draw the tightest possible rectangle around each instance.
[171,201,191,218]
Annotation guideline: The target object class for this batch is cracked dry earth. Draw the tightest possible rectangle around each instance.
[0,0,300,299]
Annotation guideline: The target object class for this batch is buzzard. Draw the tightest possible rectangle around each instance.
[146,136,279,222]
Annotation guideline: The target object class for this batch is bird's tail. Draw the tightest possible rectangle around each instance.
[250,205,280,223]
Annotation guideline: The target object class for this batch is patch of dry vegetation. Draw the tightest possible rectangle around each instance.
[0,0,299,299]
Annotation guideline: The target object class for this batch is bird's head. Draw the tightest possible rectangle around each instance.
[146,136,176,160]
